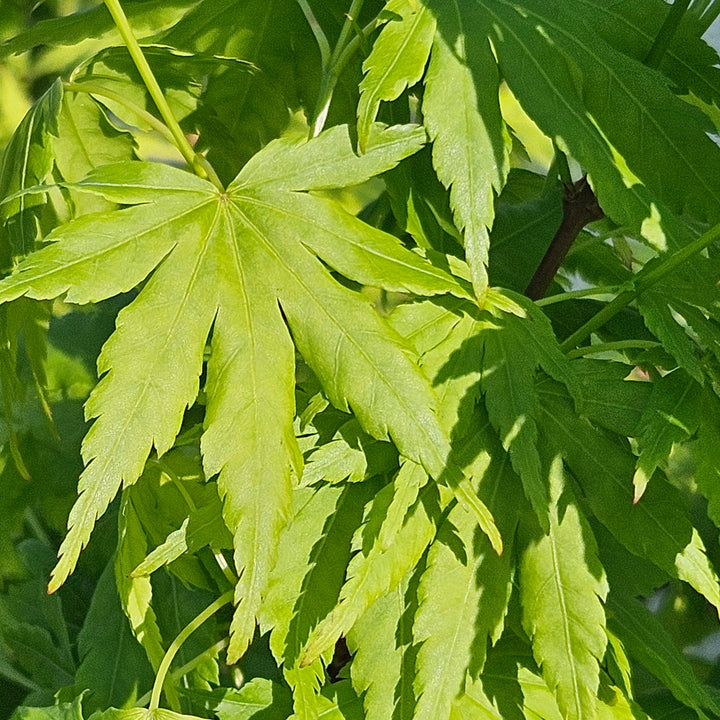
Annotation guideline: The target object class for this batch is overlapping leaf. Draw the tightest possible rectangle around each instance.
[469,0,720,237]
[538,379,720,610]
[0,1,199,58]
[74,563,154,712]
[422,0,510,295]
[607,592,720,718]
[574,0,720,108]
[631,370,702,500]
[261,483,373,717]
[302,461,437,666]
[54,93,136,217]
[413,426,519,720]
[357,0,436,150]
[0,80,62,259]
[477,293,578,528]
[519,455,608,720]
[348,578,416,720]
[0,122,490,662]
[636,253,720,382]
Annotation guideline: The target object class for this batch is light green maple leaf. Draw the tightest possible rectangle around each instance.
[520,455,609,720]
[357,0,436,150]
[422,0,510,297]
[0,122,498,662]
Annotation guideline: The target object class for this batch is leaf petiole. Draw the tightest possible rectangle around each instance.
[148,590,233,711]
[136,638,229,707]
[535,285,621,307]
[566,340,661,359]
[296,0,332,68]
[101,0,224,190]
[308,0,377,135]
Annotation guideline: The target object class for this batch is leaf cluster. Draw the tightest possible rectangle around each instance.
[1,2,720,720]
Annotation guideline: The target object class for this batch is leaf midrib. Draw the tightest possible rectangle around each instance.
[546,506,584,718]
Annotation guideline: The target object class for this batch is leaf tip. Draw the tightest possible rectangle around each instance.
[633,468,649,504]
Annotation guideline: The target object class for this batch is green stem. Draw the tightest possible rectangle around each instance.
[296,0,331,68]
[535,285,621,307]
[149,590,233,711]
[137,638,229,707]
[311,75,339,137]
[566,340,661,359]
[310,0,369,135]
[170,638,229,681]
[560,218,720,352]
[332,0,366,69]
[645,0,692,68]
[334,13,381,79]
[154,458,238,586]
[102,0,223,189]
[24,507,51,546]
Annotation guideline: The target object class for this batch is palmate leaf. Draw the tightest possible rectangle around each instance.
[607,592,720,718]
[115,491,170,698]
[397,289,578,534]
[10,698,85,720]
[697,389,720,529]
[93,709,203,720]
[519,454,608,720]
[130,495,232,578]
[475,293,578,530]
[487,170,563,293]
[0,123,497,662]
[384,145,463,255]
[347,575,415,720]
[262,483,374,719]
[636,254,720,382]
[301,419,398,487]
[0,0,199,59]
[570,360,651,439]
[54,93,136,217]
[74,563,154,712]
[196,678,293,720]
[422,0,510,296]
[574,0,720,108]
[160,0,325,181]
[302,462,438,666]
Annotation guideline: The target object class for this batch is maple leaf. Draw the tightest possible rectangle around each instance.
[0,122,500,661]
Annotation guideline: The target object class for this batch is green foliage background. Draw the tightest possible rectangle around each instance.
[1,1,720,720]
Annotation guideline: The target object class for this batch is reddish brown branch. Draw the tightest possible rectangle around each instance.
[525,177,604,300]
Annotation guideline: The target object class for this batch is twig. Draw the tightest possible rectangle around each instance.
[524,177,604,300]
